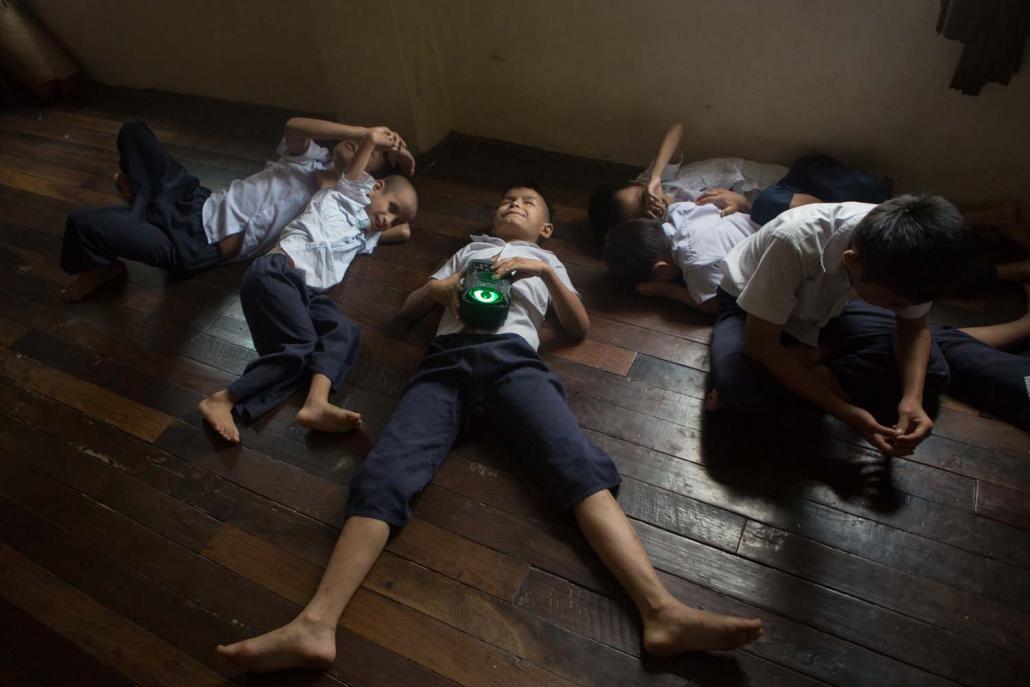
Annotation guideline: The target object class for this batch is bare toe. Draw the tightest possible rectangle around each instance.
[198,394,240,444]
[644,602,764,655]
[216,618,335,673]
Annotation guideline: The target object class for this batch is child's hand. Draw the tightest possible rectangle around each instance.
[390,147,416,176]
[840,404,902,455]
[366,126,405,152]
[696,188,751,217]
[645,179,669,219]
[635,280,675,298]
[491,255,551,280]
[428,273,462,318]
[893,399,933,452]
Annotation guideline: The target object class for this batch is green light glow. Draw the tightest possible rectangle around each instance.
[470,287,502,304]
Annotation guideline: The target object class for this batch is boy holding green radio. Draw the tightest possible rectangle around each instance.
[216,184,762,674]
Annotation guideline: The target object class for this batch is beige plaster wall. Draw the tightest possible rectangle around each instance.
[434,0,1030,203]
[23,0,335,114]
[22,0,1030,202]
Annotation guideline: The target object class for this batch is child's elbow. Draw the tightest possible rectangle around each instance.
[567,317,590,340]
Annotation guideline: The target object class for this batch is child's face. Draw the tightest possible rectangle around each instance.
[493,188,553,243]
[614,183,670,221]
[368,182,417,231]
[843,251,918,309]
[333,140,390,177]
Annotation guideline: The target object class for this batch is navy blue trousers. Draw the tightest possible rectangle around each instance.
[750,155,891,226]
[345,334,622,528]
[61,120,223,274]
[709,289,950,423]
[933,327,1030,430]
[228,254,361,422]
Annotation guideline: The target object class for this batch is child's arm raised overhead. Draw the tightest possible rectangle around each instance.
[346,127,405,180]
[644,123,684,217]
[491,256,590,338]
[283,117,371,156]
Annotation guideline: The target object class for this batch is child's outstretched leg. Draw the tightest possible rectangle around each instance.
[574,489,763,655]
[296,372,362,432]
[217,516,389,672]
[198,388,240,443]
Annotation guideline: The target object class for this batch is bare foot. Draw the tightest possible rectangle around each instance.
[198,390,240,443]
[296,401,362,432]
[643,602,763,655]
[61,261,127,302]
[217,616,336,673]
[113,171,134,202]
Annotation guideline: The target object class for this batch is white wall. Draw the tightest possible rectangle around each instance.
[23,0,1030,203]
[23,0,335,114]
[433,0,1030,202]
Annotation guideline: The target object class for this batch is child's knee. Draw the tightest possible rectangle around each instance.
[117,120,151,149]
[710,354,771,412]
[345,467,414,528]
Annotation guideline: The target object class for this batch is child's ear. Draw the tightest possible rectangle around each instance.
[372,179,385,193]
[652,260,678,280]
[539,222,554,240]
[841,248,859,269]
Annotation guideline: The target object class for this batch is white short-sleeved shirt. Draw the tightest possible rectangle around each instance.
[430,235,578,351]
[637,153,788,204]
[663,201,759,304]
[202,138,332,261]
[278,173,380,291]
[719,202,931,346]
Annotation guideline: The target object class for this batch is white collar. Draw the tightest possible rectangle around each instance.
[469,234,505,246]
[468,234,544,250]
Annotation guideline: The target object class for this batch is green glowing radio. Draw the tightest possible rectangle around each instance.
[459,259,513,330]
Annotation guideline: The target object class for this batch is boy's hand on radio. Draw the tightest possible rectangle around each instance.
[491,256,550,280]
[429,273,462,318]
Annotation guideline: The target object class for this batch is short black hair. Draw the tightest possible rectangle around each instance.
[589,182,637,243]
[604,218,669,285]
[502,182,552,221]
[852,193,969,303]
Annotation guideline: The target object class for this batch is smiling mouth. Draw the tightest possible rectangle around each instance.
[502,209,526,218]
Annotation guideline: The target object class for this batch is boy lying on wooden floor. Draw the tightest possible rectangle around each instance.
[216,183,762,674]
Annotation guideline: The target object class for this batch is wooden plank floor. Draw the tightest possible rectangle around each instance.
[1,84,1028,687]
